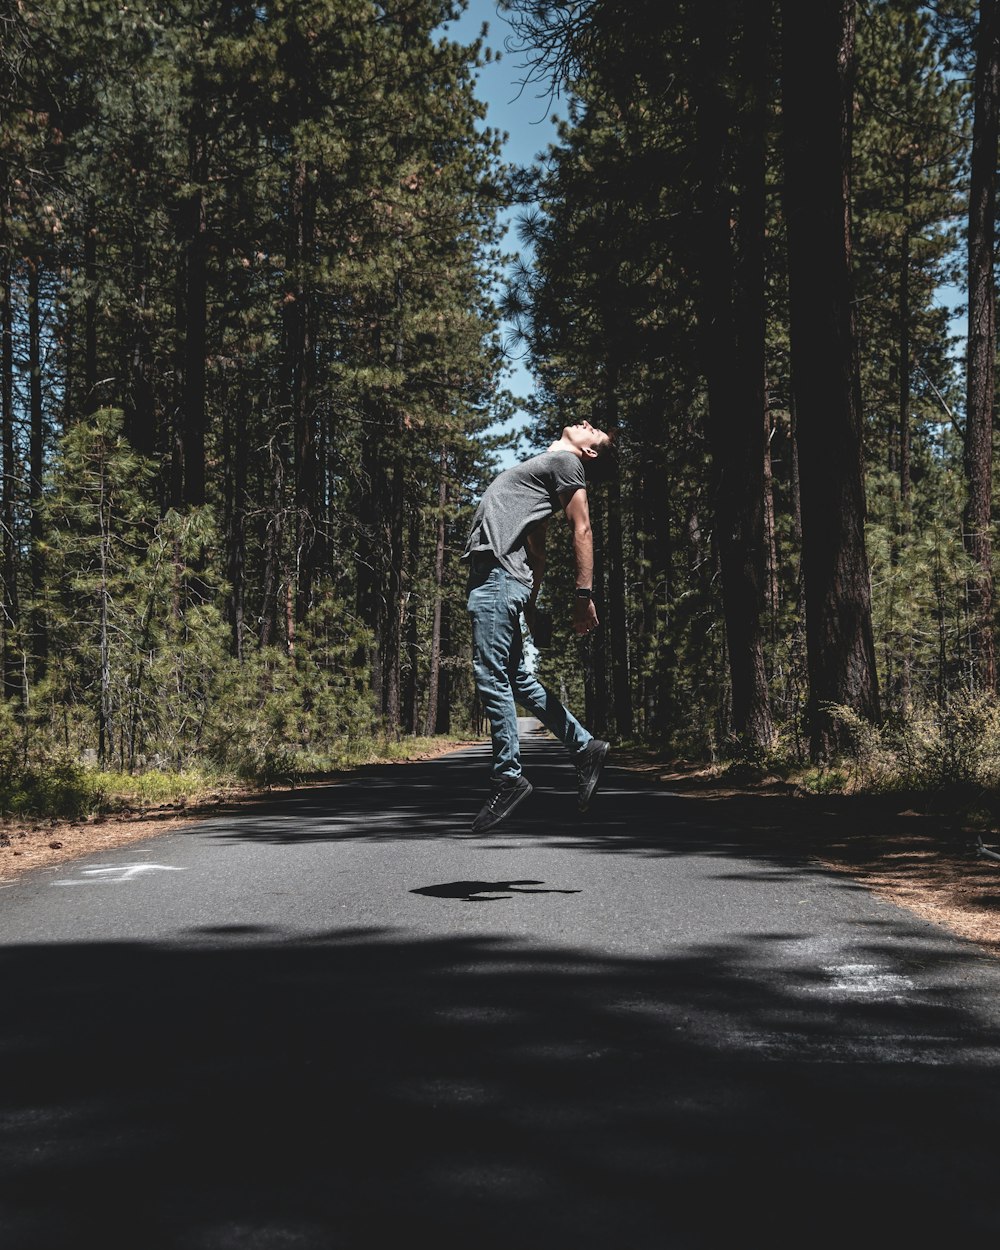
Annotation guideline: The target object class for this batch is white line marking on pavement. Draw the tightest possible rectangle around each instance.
[53,864,188,886]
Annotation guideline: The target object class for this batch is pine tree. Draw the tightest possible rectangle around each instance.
[963,0,1000,691]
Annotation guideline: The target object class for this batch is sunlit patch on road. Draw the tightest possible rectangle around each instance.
[816,962,915,997]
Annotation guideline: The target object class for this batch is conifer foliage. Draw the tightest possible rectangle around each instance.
[0,1,506,775]
[503,0,993,763]
[2,0,999,782]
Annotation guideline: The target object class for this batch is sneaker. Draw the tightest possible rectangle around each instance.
[575,739,609,811]
[472,776,533,833]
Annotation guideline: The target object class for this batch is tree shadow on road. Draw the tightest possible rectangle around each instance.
[188,740,798,853]
[3,918,1000,1248]
[189,740,898,893]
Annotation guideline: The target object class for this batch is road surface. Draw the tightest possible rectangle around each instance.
[3,723,1000,1247]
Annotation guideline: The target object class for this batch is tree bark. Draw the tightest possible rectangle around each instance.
[355,396,383,692]
[175,119,208,509]
[606,467,632,738]
[1,244,19,700]
[27,255,46,678]
[383,449,404,732]
[424,447,448,737]
[259,436,285,649]
[782,0,880,759]
[83,206,97,416]
[126,239,156,458]
[224,374,248,660]
[898,154,912,509]
[97,447,112,765]
[436,600,452,734]
[381,273,406,734]
[586,491,609,736]
[763,399,779,634]
[963,0,1000,692]
[595,352,633,738]
[288,159,318,624]
[403,507,419,734]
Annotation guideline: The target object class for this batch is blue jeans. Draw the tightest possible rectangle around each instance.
[467,558,591,781]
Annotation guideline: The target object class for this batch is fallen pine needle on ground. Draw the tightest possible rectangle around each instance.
[615,752,1000,959]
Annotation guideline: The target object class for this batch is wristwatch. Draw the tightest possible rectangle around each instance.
[574,588,594,601]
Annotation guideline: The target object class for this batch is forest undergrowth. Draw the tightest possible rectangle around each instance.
[0,733,473,884]
[0,733,469,822]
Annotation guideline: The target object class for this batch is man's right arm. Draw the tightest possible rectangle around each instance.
[560,487,599,636]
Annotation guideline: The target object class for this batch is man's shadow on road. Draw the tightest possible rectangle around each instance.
[411,879,582,902]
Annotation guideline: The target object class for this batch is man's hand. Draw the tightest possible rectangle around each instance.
[572,597,599,636]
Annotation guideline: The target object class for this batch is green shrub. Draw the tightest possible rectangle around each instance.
[830,695,1000,794]
[0,755,106,819]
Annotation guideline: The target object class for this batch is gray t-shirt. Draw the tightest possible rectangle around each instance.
[463,449,587,586]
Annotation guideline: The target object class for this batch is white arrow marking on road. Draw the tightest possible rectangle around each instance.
[53,864,188,886]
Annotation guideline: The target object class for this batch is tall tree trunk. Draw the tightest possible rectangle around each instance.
[403,507,419,734]
[896,154,914,710]
[83,205,97,416]
[693,0,774,752]
[1,244,19,700]
[126,239,156,457]
[787,394,808,754]
[598,354,633,737]
[176,119,208,509]
[964,0,1000,692]
[224,374,248,660]
[898,154,912,509]
[606,467,632,738]
[381,274,406,734]
[436,600,452,734]
[289,159,318,624]
[782,0,880,759]
[638,432,672,736]
[587,491,609,736]
[259,436,285,649]
[383,452,404,731]
[27,255,46,679]
[424,447,448,736]
[355,395,383,692]
[97,452,112,765]
[763,398,779,635]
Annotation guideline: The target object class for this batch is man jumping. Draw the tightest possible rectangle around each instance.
[463,420,617,833]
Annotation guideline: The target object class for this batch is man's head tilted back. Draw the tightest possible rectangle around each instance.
[557,421,619,484]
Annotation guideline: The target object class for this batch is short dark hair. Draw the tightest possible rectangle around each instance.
[583,430,619,484]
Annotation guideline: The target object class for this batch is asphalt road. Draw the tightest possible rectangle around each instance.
[3,722,1000,1247]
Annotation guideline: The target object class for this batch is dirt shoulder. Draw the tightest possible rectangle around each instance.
[0,738,478,886]
[615,752,1000,957]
